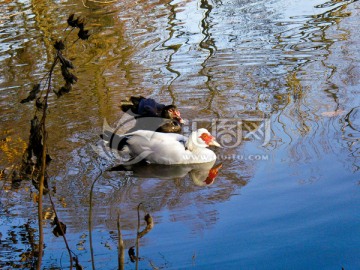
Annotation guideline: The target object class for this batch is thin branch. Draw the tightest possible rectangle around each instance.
[36,55,59,270]
[117,212,125,270]
[135,202,142,270]
[89,171,102,270]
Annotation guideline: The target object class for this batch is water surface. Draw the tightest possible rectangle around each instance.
[1,0,360,269]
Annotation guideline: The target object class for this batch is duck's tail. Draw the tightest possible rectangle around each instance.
[120,96,145,114]
[100,128,129,151]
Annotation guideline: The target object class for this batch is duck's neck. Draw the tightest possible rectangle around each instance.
[183,144,216,164]
[181,132,216,163]
[186,137,194,151]
[186,132,201,151]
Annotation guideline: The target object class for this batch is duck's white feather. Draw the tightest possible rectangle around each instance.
[119,129,218,164]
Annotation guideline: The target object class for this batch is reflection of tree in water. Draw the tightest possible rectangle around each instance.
[341,107,360,171]
[271,3,360,170]
[160,0,183,103]
[0,220,39,269]
[199,0,218,112]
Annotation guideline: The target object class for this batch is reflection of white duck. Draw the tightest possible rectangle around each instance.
[103,128,221,165]
[109,161,222,186]
[190,163,223,186]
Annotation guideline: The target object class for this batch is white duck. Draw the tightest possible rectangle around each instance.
[103,128,221,165]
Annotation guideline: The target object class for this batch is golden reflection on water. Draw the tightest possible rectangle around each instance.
[1,0,360,268]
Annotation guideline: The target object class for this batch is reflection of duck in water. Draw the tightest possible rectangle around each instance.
[109,161,222,187]
[120,96,184,133]
[190,163,223,186]
[101,128,221,165]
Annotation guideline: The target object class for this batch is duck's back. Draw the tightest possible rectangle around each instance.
[137,98,165,117]
[125,131,216,165]
[125,131,185,163]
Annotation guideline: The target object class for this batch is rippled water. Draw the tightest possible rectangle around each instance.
[1,0,360,269]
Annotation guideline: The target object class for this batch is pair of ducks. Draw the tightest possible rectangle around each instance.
[102,96,221,165]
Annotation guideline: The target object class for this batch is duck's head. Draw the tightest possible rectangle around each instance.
[187,128,221,150]
[162,105,184,124]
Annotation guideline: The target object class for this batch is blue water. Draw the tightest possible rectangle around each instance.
[1,0,360,269]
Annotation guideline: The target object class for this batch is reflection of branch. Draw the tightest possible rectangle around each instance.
[199,0,214,55]
[162,2,182,103]
[89,171,102,270]
[344,106,360,132]
[199,0,218,113]
[48,192,79,269]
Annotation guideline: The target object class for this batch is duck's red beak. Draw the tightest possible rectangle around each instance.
[204,163,223,185]
[208,139,221,147]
